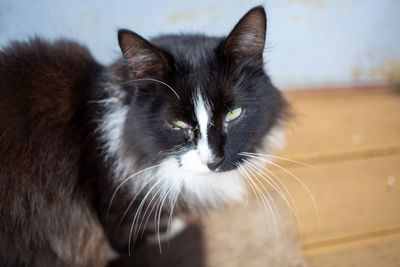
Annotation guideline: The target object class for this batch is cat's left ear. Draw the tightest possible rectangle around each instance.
[223,6,266,63]
[118,29,170,78]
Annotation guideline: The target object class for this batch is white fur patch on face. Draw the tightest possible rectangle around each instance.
[155,156,245,209]
[97,82,133,180]
[180,92,214,174]
[180,150,210,174]
[133,92,245,210]
[98,83,244,211]
[195,92,213,163]
[102,102,128,160]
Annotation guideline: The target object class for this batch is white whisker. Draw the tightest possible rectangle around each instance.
[250,160,310,238]
[238,165,261,209]
[128,178,163,256]
[241,151,314,168]
[135,180,169,241]
[107,163,166,215]
[234,162,249,209]
[117,174,159,227]
[242,163,282,239]
[241,153,321,231]
[243,159,295,216]
[250,160,299,214]
[239,165,278,238]
[106,78,180,100]
[155,179,180,252]
[167,180,184,238]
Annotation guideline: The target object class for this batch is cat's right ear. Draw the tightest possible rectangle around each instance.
[222,6,266,64]
[118,29,170,79]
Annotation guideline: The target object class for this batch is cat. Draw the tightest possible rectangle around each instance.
[0,6,287,267]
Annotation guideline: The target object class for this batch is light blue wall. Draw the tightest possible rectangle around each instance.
[1,0,399,89]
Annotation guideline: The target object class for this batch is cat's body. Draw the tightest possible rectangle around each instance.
[0,7,287,266]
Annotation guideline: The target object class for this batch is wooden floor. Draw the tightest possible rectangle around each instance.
[202,86,400,266]
[272,86,400,266]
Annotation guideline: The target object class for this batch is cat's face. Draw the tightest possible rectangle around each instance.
[107,7,286,208]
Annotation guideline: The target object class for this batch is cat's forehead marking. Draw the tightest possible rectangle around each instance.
[195,92,209,138]
[194,90,213,162]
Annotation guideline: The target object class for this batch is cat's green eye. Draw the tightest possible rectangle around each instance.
[172,120,189,130]
[225,107,243,123]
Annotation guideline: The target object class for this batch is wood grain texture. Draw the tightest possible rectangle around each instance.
[281,89,400,159]
[279,88,400,266]
[270,154,400,240]
[202,193,308,267]
[305,232,400,267]
[202,87,400,266]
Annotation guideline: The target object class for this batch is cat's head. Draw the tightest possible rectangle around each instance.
[104,6,287,209]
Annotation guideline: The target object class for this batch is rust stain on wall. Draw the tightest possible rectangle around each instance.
[370,59,400,84]
[167,6,219,23]
[351,67,363,81]
[168,11,198,23]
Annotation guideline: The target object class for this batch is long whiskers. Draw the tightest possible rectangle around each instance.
[242,159,296,216]
[234,162,249,209]
[105,78,180,100]
[154,179,181,253]
[128,178,163,256]
[242,159,308,238]
[242,163,285,238]
[134,180,169,242]
[237,165,261,208]
[240,152,321,231]
[246,160,308,236]
[137,177,181,254]
[241,151,314,168]
[238,165,280,238]
[117,174,160,228]
[249,160,299,215]
[107,163,166,215]
[167,180,184,238]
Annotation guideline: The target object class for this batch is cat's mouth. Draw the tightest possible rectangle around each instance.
[178,157,239,175]
[177,152,236,174]
[182,168,213,176]
[177,148,225,174]
[178,156,214,175]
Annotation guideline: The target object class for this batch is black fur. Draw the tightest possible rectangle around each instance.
[0,6,286,266]
[117,6,286,172]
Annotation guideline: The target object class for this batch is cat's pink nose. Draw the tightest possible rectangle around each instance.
[200,156,210,165]
[206,156,224,171]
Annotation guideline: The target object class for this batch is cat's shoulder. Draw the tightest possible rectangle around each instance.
[0,37,102,124]
[0,37,98,74]
[0,37,102,90]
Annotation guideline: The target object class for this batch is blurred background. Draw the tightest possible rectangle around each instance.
[1,1,399,266]
[1,0,399,89]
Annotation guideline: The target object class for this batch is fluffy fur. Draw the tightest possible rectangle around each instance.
[0,6,287,266]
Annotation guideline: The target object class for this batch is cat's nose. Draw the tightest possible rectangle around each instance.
[207,156,224,171]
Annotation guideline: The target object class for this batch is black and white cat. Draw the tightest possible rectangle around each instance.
[0,6,287,266]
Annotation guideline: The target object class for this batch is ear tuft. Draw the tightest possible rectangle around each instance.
[223,6,266,63]
[118,29,169,78]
